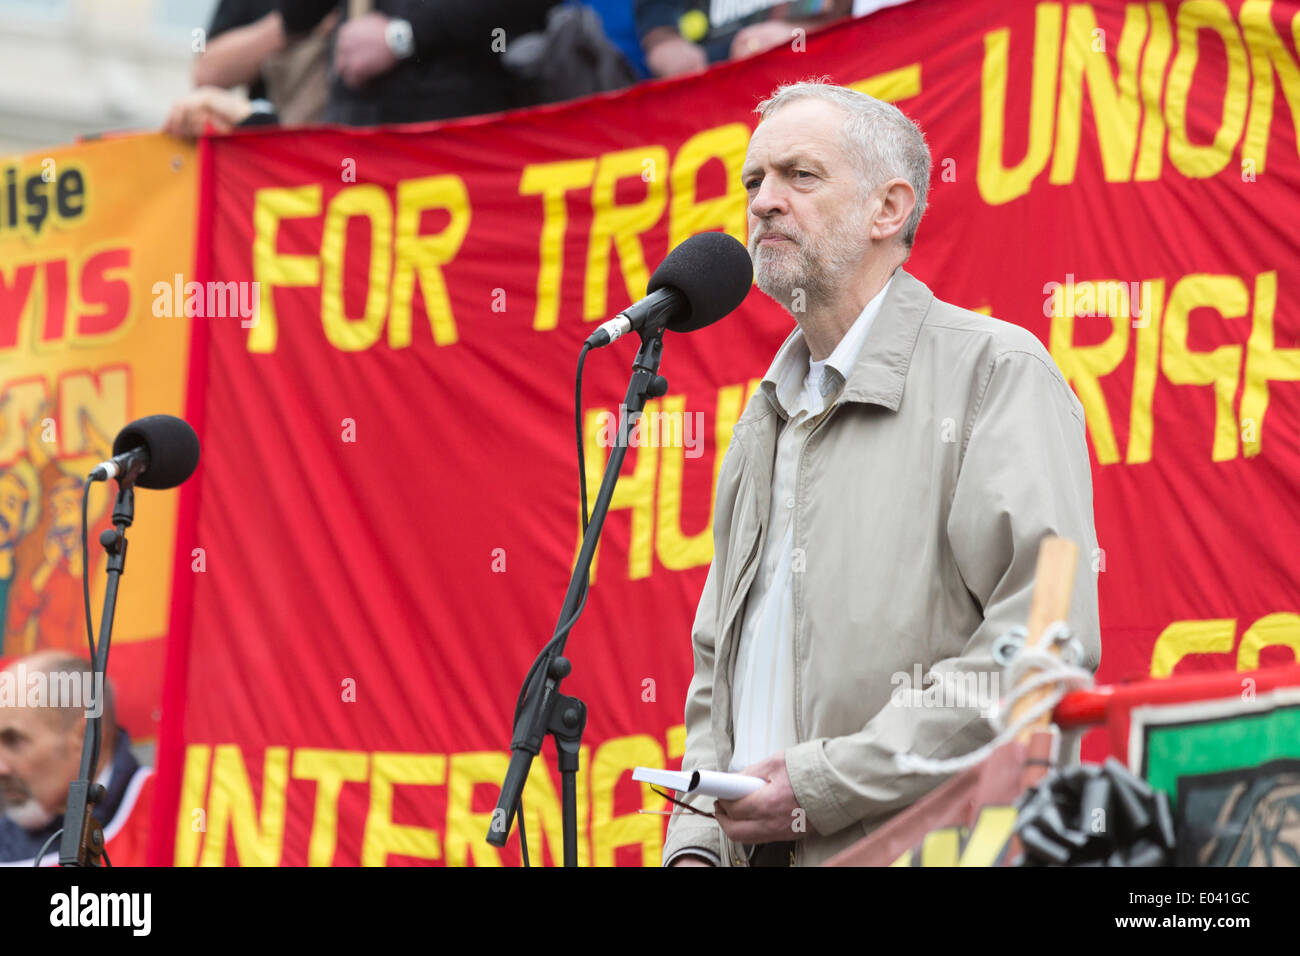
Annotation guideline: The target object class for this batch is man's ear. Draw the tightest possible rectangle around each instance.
[869,178,916,245]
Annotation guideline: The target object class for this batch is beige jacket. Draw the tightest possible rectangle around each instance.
[662,268,1100,867]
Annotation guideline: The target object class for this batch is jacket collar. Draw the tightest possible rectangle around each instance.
[751,267,933,423]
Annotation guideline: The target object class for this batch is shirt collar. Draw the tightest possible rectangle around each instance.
[761,269,897,418]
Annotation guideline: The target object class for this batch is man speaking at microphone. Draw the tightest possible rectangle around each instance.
[664,81,1100,867]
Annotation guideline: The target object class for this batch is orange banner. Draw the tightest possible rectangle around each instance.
[0,133,197,741]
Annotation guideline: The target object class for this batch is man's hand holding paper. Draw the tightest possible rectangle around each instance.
[714,752,806,846]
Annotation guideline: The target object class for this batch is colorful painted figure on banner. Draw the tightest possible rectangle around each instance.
[0,402,115,658]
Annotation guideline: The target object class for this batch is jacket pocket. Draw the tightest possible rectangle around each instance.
[720,469,764,628]
[720,527,761,638]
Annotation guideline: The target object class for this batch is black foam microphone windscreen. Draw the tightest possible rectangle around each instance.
[111,415,201,490]
[647,231,753,334]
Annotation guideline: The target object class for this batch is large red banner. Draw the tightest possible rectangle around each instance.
[153,0,1300,865]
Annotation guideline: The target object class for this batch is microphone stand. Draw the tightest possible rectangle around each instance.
[487,327,670,865]
[58,478,134,867]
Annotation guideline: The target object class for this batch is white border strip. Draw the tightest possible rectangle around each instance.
[1127,685,1300,774]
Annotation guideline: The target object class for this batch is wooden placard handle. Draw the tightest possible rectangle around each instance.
[1009,536,1078,743]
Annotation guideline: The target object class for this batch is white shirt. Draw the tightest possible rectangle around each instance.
[729,272,896,771]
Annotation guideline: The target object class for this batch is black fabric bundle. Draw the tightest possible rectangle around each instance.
[1014,758,1177,866]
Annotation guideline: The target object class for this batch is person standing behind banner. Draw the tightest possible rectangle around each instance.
[194,0,339,125]
[636,0,853,79]
[275,0,556,126]
[585,0,650,78]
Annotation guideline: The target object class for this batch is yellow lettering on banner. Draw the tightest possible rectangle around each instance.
[1150,619,1237,677]
[977,3,1062,205]
[1134,2,1173,181]
[1241,271,1300,458]
[320,184,392,351]
[291,748,369,867]
[591,734,664,867]
[445,752,509,867]
[581,403,658,584]
[584,146,669,320]
[390,175,470,348]
[888,807,1018,867]
[1162,274,1247,462]
[362,753,446,866]
[511,747,591,867]
[249,185,322,353]
[655,394,709,571]
[959,807,1019,866]
[1049,284,1132,465]
[1165,0,1249,179]
[1126,279,1165,464]
[173,744,211,867]
[199,745,289,867]
[1241,1,1300,176]
[666,724,686,762]
[656,386,744,571]
[849,63,922,102]
[669,124,748,249]
[1237,613,1300,670]
[520,159,597,332]
[920,826,959,866]
[1050,4,1146,184]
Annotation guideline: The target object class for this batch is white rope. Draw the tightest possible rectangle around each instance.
[892,622,1093,776]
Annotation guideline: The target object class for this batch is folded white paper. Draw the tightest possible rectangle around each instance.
[632,767,766,800]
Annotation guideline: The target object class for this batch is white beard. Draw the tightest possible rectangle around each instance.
[5,796,57,830]
[751,206,873,312]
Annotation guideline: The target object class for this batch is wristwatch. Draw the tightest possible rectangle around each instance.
[384,18,415,60]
